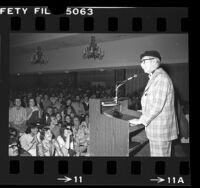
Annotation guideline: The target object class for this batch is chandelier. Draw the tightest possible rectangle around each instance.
[83,36,104,60]
[30,46,48,65]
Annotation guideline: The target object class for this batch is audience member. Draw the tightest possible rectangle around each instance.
[9,97,27,135]
[57,127,74,156]
[71,95,86,117]
[26,98,41,126]
[19,122,39,156]
[49,114,61,139]
[36,126,63,156]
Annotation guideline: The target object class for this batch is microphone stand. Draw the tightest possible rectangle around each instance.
[114,79,129,104]
[112,80,130,118]
[102,75,136,117]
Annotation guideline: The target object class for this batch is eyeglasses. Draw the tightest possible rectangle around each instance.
[140,57,155,64]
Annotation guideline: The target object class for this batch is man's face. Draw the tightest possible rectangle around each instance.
[66,99,71,106]
[73,117,80,127]
[140,56,156,74]
[47,108,53,115]
[29,99,35,107]
[84,96,89,103]
[15,99,21,107]
[65,115,71,123]
[67,107,72,114]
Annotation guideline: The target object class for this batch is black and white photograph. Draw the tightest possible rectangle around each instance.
[9,33,189,157]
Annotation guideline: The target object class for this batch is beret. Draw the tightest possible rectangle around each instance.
[140,50,161,61]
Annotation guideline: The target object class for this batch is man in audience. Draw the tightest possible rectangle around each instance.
[71,95,85,117]
[53,97,62,111]
[66,98,75,111]
[50,93,58,106]
[42,94,51,111]
[41,106,53,125]
[9,97,27,135]
[82,95,89,114]
[26,98,40,126]
[19,122,39,156]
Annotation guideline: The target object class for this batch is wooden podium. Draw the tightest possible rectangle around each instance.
[89,98,149,156]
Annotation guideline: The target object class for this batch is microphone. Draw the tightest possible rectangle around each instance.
[114,74,138,104]
[120,74,138,84]
[127,74,138,81]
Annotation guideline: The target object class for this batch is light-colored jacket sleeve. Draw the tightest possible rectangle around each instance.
[20,135,33,151]
[140,75,169,126]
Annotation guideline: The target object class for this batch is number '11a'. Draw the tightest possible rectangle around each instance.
[167,177,184,184]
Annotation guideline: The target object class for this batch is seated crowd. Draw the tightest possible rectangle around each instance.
[8,86,97,157]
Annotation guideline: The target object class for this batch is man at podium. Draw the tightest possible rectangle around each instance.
[129,50,179,157]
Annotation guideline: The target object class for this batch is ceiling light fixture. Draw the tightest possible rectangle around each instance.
[83,36,104,60]
[30,46,48,65]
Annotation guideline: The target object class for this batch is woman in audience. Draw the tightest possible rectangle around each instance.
[49,114,61,139]
[72,116,88,156]
[53,107,59,114]
[70,112,75,120]
[36,126,63,156]
[57,127,74,156]
[56,112,62,124]
[60,110,66,124]
[62,115,72,128]
[66,104,75,115]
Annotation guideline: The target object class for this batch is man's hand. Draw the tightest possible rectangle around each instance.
[129,118,141,126]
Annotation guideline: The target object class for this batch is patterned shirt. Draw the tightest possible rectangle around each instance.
[139,68,179,141]
[9,106,27,125]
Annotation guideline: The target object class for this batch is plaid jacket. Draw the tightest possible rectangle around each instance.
[140,68,179,141]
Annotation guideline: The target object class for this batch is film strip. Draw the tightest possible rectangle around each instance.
[0,5,190,186]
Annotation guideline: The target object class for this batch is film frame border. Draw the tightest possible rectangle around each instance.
[0,6,190,185]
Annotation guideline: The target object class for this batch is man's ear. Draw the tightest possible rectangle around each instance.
[153,58,160,67]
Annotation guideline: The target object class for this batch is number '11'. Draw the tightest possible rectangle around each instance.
[74,176,82,183]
